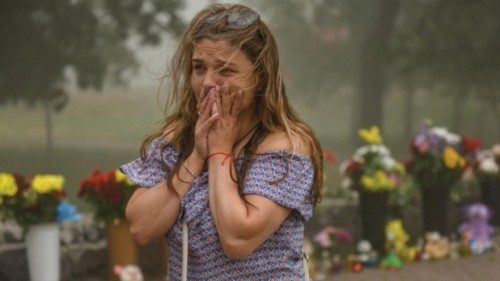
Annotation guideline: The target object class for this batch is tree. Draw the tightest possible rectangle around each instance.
[393,0,500,138]
[0,0,185,153]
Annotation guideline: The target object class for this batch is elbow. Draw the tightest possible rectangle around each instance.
[129,221,153,246]
[126,210,152,246]
[221,237,254,260]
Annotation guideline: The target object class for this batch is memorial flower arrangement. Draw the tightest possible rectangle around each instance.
[78,169,137,221]
[0,172,28,221]
[408,121,471,187]
[340,126,405,193]
[1,173,80,231]
[408,121,478,234]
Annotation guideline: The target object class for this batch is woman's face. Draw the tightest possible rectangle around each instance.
[191,39,258,113]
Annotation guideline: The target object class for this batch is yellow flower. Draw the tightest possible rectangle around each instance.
[358,126,382,144]
[443,146,465,169]
[361,170,396,192]
[31,175,64,194]
[115,169,134,186]
[0,173,18,197]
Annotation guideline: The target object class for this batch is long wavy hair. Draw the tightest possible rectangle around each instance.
[140,4,324,205]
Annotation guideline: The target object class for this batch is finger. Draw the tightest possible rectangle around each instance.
[214,91,223,117]
[199,111,220,135]
[197,94,209,114]
[196,87,207,111]
[231,89,243,117]
[198,87,217,116]
[220,83,231,117]
[200,94,215,121]
[212,99,219,116]
[200,86,206,100]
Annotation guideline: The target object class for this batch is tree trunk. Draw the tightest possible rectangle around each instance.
[491,94,499,142]
[43,100,53,155]
[452,89,466,133]
[356,0,401,138]
[403,86,415,143]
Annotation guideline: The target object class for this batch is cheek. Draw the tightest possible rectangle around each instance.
[242,88,258,108]
[191,76,202,99]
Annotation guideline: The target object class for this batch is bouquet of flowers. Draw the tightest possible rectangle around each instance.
[78,169,137,221]
[409,121,474,188]
[340,126,405,193]
[474,144,500,181]
[409,121,479,234]
[1,173,80,231]
[0,172,28,221]
[311,226,353,276]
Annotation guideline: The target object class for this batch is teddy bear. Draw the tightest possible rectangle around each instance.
[458,202,495,255]
[113,264,144,281]
[422,232,450,260]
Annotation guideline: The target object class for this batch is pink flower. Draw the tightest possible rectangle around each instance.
[314,228,332,248]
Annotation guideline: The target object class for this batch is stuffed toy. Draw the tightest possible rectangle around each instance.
[380,253,403,271]
[113,264,144,281]
[422,232,450,260]
[385,219,417,262]
[356,240,378,267]
[458,203,495,254]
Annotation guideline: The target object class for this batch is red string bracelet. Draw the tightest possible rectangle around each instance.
[208,152,234,166]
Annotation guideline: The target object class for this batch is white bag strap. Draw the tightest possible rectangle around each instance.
[182,222,188,281]
[303,252,310,281]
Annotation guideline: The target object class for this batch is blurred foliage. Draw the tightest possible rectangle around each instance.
[253,0,500,136]
[0,0,185,110]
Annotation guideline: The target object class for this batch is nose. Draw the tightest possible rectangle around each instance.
[201,70,220,91]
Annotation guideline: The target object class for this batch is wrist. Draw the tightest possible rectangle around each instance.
[186,152,205,175]
[209,146,233,155]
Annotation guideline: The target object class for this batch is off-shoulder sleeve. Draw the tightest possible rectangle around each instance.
[119,137,178,188]
[242,151,315,221]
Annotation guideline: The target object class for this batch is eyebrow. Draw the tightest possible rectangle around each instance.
[191,58,237,68]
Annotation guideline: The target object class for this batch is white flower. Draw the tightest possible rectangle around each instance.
[341,178,352,190]
[355,146,370,157]
[376,145,391,156]
[492,144,500,157]
[381,156,396,170]
[430,127,461,145]
[339,161,349,174]
[479,158,499,174]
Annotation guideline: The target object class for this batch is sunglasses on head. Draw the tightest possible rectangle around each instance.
[205,9,260,29]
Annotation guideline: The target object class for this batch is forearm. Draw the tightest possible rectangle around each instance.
[208,155,251,241]
[126,152,205,244]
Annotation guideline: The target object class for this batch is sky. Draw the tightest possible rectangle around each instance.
[128,0,211,89]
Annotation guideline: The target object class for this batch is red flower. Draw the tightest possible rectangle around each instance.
[53,190,66,199]
[11,173,29,195]
[78,169,124,205]
[324,148,337,165]
[346,159,362,176]
[461,136,481,154]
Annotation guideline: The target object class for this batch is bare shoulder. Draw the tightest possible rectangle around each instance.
[255,129,312,156]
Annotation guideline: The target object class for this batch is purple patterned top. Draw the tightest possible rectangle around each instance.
[120,137,314,280]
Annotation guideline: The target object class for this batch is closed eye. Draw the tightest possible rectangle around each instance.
[218,67,236,76]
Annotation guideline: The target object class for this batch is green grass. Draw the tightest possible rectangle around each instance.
[0,87,164,204]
